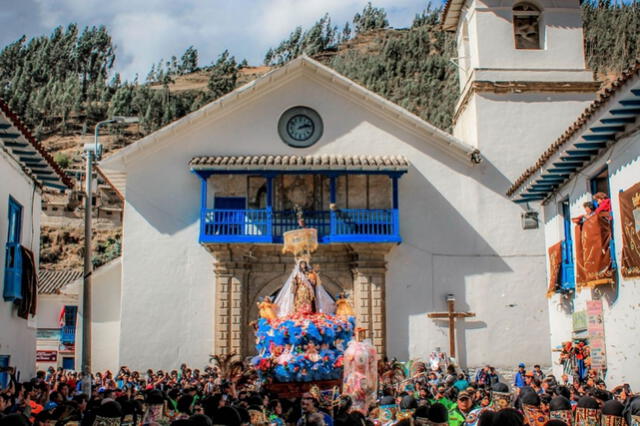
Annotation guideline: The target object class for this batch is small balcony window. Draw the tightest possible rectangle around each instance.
[513,3,542,49]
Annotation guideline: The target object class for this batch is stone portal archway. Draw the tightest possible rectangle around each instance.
[205,243,394,357]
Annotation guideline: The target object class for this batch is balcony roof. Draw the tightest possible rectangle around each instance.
[508,61,640,203]
[189,154,410,173]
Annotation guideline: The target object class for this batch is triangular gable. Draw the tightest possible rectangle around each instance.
[100,56,479,196]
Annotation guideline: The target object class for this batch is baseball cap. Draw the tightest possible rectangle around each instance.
[457,391,472,400]
[44,402,58,411]
[518,363,526,368]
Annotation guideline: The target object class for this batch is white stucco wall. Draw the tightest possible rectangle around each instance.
[475,92,597,180]
[542,129,640,389]
[0,149,41,380]
[104,70,587,370]
[75,258,122,373]
[90,259,122,372]
[37,294,77,329]
[470,0,587,72]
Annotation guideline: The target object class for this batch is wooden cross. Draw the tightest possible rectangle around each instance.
[427,295,475,359]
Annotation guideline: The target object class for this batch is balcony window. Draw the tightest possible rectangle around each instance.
[60,305,77,344]
[190,154,408,245]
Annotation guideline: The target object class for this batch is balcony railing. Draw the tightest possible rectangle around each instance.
[60,325,76,344]
[200,208,401,244]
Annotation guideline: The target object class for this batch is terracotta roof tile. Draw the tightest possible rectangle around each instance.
[0,98,73,189]
[189,154,410,172]
[38,269,82,294]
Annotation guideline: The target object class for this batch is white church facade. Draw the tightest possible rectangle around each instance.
[100,0,602,371]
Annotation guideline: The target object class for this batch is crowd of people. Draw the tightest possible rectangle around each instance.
[0,358,638,426]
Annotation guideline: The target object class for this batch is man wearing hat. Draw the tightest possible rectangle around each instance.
[375,395,397,426]
[519,389,548,426]
[622,395,640,426]
[549,395,573,425]
[396,395,418,423]
[574,396,600,426]
[463,382,513,426]
[601,399,625,426]
[490,383,512,411]
[93,400,123,426]
[432,387,455,411]
[448,391,474,426]
[414,403,448,426]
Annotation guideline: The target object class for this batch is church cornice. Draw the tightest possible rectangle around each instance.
[452,80,601,127]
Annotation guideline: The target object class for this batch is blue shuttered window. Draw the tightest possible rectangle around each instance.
[3,197,23,301]
[560,201,575,292]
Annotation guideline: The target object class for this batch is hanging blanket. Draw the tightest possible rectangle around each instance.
[16,246,37,319]
[575,212,615,289]
[547,241,562,298]
[619,182,640,279]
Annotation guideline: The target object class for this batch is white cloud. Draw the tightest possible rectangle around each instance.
[3,0,432,80]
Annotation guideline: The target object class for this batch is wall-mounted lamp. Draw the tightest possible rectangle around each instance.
[521,211,539,229]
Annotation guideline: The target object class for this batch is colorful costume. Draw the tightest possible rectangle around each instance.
[335,293,355,318]
[601,400,625,426]
[549,396,573,426]
[522,405,549,426]
[575,396,600,426]
[258,297,278,321]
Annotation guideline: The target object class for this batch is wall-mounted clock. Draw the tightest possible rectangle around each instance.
[278,106,323,148]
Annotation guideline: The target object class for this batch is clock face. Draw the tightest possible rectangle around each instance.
[278,106,323,148]
[287,114,315,141]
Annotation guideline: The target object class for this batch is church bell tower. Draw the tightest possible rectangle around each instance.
[444,0,599,176]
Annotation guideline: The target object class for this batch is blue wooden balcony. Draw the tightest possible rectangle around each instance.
[190,154,409,245]
[60,325,76,344]
[199,208,401,244]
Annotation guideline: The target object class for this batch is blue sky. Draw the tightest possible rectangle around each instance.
[2,0,434,80]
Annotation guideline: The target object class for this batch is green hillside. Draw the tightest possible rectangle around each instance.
[0,1,637,159]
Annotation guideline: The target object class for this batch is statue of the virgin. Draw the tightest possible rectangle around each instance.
[273,260,336,317]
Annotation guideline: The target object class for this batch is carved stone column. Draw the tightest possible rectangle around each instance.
[210,245,249,357]
[350,244,392,356]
